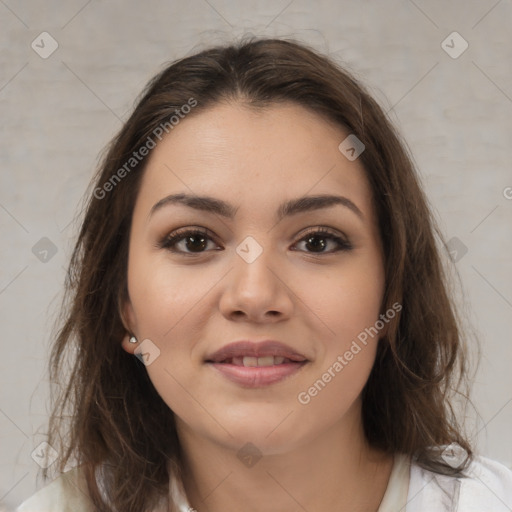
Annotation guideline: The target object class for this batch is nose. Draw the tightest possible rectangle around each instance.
[218,243,294,323]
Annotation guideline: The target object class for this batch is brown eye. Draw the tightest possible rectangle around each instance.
[159,229,219,254]
[294,229,352,254]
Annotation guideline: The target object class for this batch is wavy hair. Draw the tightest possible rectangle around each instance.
[43,36,477,511]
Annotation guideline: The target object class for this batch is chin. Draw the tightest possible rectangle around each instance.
[209,411,315,456]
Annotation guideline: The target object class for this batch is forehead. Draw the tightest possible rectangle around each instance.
[136,101,375,224]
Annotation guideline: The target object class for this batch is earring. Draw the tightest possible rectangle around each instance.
[129,335,138,344]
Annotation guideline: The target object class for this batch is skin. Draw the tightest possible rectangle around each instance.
[121,101,394,512]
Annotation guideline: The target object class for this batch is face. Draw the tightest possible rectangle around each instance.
[121,101,387,455]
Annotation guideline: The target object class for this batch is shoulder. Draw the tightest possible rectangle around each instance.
[406,454,512,512]
[16,466,95,512]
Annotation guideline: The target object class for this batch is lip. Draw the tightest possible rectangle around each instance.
[205,340,308,363]
[207,361,308,388]
[205,340,309,388]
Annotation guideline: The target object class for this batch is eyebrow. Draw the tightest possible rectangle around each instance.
[148,193,364,222]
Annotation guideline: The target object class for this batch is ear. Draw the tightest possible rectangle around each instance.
[119,292,138,355]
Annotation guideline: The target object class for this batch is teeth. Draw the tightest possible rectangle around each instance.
[254,356,274,366]
[230,356,288,367]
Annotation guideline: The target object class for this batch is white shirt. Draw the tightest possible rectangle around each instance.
[16,453,512,511]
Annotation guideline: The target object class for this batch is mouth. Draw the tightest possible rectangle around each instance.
[205,359,308,388]
[204,340,309,388]
[206,355,305,366]
[205,340,308,364]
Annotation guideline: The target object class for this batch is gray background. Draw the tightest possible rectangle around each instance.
[1,0,511,508]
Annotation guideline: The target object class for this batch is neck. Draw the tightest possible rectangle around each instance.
[174,406,394,512]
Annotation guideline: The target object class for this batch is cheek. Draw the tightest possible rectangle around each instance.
[126,253,215,415]
[296,278,383,426]
[296,256,384,407]
[127,251,209,336]
[294,343,377,440]
[301,257,385,345]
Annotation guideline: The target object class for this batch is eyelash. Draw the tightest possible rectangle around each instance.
[157,227,353,256]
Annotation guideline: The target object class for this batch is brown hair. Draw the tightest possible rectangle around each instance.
[44,36,477,511]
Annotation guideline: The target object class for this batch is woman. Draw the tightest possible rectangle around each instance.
[16,37,512,512]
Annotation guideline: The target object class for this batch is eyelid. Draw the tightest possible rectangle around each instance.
[298,226,348,241]
[156,226,219,252]
[293,227,352,252]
